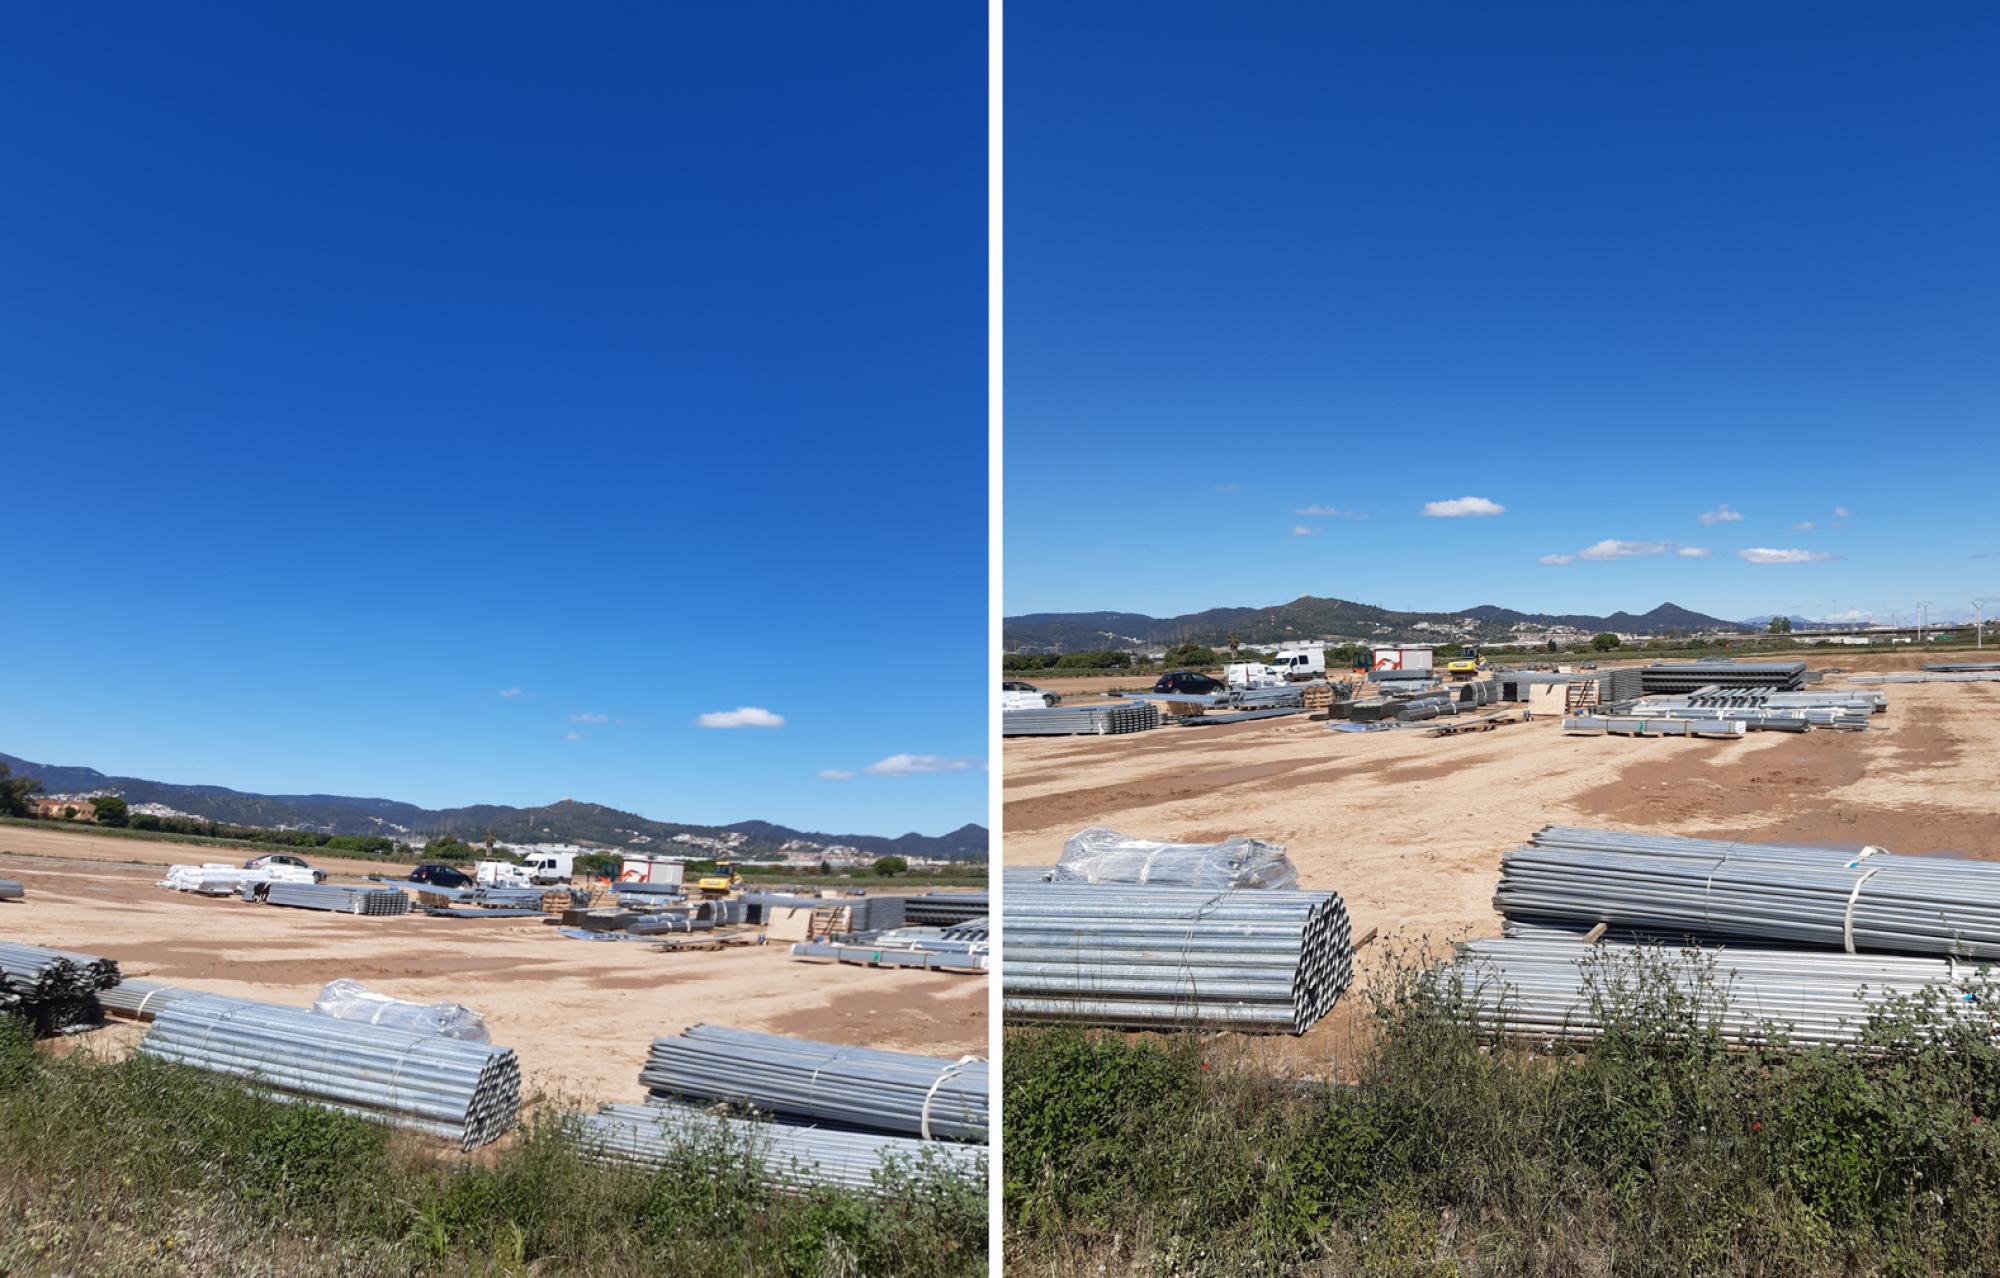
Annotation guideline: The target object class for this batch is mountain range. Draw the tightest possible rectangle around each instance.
[0,752,986,862]
[1004,597,1745,651]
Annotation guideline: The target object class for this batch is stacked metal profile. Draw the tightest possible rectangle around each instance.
[581,1101,985,1194]
[0,879,21,900]
[1002,699,1161,737]
[1442,934,2000,1048]
[138,993,519,1149]
[942,918,990,942]
[1598,667,1646,703]
[1494,826,2000,959]
[638,1023,987,1140]
[1638,661,1806,694]
[1003,881,1354,1034]
[1925,662,2000,673]
[0,941,121,1034]
[264,883,411,915]
[904,893,989,927]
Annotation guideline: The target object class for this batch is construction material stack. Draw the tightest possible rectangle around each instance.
[0,941,121,1035]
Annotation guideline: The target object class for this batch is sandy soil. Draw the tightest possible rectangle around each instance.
[1003,657,2000,1073]
[0,835,988,1103]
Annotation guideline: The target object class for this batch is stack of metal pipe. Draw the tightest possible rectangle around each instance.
[99,977,212,1021]
[1003,881,1353,1034]
[0,879,21,900]
[0,940,121,1035]
[138,994,519,1149]
[639,1024,987,1140]
[261,882,411,915]
[1495,826,2000,959]
[1002,699,1161,737]
[1639,661,1806,694]
[581,1101,986,1194]
[1850,672,2000,684]
[1441,934,1999,1048]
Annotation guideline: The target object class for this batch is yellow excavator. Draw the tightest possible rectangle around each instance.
[696,862,744,897]
[1445,646,1488,680]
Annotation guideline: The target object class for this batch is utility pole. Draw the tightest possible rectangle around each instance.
[1916,601,1933,646]
[1974,597,1996,650]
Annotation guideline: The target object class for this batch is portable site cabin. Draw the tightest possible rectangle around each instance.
[1371,645,1435,672]
[617,857,687,887]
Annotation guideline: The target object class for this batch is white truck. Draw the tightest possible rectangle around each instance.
[1272,642,1327,681]
[617,857,686,888]
[1223,662,1289,689]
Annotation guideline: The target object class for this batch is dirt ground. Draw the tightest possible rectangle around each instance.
[0,834,988,1103]
[1004,653,2000,1074]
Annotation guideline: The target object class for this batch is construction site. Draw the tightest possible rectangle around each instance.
[0,824,988,1175]
[1002,646,2000,1058]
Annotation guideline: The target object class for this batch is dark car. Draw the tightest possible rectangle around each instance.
[408,863,475,889]
[1153,670,1226,695]
[1002,680,1061,706]
[243,852,327,883]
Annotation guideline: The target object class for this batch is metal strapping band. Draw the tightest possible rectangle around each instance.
[134,986,166,1019]
[921,1055,979,1141]
[1701,842,1742,933]
[1844,867,1883,954]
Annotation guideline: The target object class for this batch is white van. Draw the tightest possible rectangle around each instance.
[521,851,576,885]
[1223,662,1289,689]
[1272,648,1325,680]
[474,859,533,888]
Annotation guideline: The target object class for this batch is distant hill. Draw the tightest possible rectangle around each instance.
[1005,596,1741,651]
[0,752,986,861]
[1458,602,1740,634]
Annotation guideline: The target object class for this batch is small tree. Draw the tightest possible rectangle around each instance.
[818,859,831,876]
[872,856,908,877]
[1768,616,1792,634]
[1592,633,1621,652]
[93,795,130,827]
[0,764,44,818]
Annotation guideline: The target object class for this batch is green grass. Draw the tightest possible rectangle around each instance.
[1005,945,2000,1276]
[0,1016,987,1276]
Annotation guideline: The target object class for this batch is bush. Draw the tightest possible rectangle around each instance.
[92,794,130,826]
[0,1015,987,1275]
[1592,632,1622,651]
[1004,944,2000,1275]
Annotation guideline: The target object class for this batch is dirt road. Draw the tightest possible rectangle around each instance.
[0,836,988,1102]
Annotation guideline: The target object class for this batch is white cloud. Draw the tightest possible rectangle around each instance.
[1831,521,1850,529]
[862,754,986,778]
[1296,505,1364,518]
[1679,547,1713,559]
[564,731,582,741]
[569,712,608,723]
[816,769,858,781]
[1737,548,1838,565]
[1834,507,1853,517]
[695,707,786,729]
[1791,521,1817,531]
[1697,504,1745,526]
[1578,539,1670,561]
[1214,483,1239,493]
[1423,496,1505,518]
[1538,554,1575,566]
[498,687,523,698]
[1290,525,1320,536]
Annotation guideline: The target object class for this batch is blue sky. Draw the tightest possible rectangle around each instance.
[1005,4,2000,627]
[0,4,987,837]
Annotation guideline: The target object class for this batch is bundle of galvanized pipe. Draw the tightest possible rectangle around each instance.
[257,882,411,915]
[0,941,121,1035]
[628,914,715,936]
[100,977,212,1021]
[1495,826,2000,959]
[639,1024,988,1141]
[0,879,21,900]
[582,1101,986,1194]
[1002,699,1160,737]
[1925,662,2000,673]
[1440,933,2000,1047]
[1003,881,1353,1034]
[138,994,519,1149]
[904,893,989,928]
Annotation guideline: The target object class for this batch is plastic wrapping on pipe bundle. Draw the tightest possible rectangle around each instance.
[1053,826,1299,891]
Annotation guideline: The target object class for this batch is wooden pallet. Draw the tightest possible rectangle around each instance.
[1302,684,1336,709]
